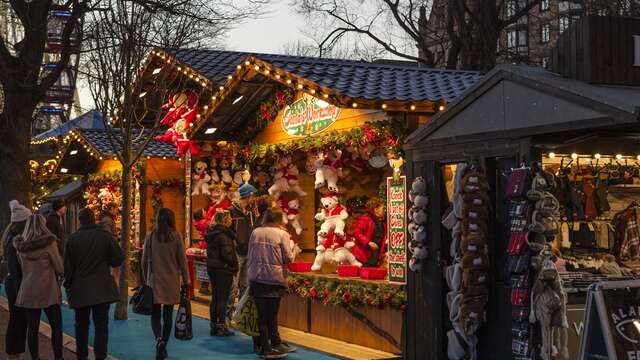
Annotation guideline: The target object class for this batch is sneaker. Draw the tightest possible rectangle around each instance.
[273,343,297,353]
[259,349,288,359]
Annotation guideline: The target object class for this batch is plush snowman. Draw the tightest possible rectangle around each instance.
[192,161,211,196]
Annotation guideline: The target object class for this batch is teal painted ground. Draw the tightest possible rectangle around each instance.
[2,289,337,359]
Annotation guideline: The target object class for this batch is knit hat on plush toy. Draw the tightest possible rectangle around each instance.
[9,200,31,223]
[238,183,258,200]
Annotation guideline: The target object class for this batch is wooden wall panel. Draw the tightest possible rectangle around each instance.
[95,159,122,173]
[278,293,309,332]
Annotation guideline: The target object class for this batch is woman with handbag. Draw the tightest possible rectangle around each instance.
[2,200,31,359]
[142,208,190,360]
[14,214,64,360]
[205,209,238,336]
[248,209,295,359]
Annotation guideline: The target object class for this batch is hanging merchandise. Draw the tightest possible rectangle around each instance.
[191,161,211,196]
[408,176,428,272]
[442,163,490,360]
[155,90,201,156]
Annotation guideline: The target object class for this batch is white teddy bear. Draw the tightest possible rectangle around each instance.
[311,232,361,271]
[314,151,340,192]
[191,161,211,196]
[314,194,348,238]
[284,162,307,197]
[279,196,303,235]
[409,245,428,272]
[268,157,307,198]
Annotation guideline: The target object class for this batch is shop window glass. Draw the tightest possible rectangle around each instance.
[541,23,550,43]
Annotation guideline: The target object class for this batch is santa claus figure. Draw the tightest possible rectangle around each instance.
[351,198,387,267]
[155,90,201,155]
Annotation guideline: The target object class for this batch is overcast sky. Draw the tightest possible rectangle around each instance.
[77,0,305,112]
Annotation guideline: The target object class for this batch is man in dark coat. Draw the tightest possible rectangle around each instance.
[64,208,124,360]
[46,199,67,256]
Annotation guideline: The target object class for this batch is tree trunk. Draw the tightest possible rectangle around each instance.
[0,93,36,228]
[115,164,131,320]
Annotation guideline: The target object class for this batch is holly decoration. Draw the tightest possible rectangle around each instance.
[287,274,406,310]
[249,120,404,164]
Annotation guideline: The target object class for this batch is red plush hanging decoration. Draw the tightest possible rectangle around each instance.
[155,90,202,156]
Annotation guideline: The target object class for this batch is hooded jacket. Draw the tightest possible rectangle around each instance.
[205,225,239,273]
[14,233,63,309]
[63,224,124,309]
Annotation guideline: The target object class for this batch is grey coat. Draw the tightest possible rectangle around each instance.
[247,226,294,287]
[141,231,190,305]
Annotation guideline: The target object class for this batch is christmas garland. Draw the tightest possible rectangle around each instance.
[249,121,404,163]
[230,88,295,141]
[85,171,123,214]
[147,178,183,216]
[287,274,406,311]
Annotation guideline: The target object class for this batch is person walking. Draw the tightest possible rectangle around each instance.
[205,210,238,336]
[248,209,296,359]
[141,208,190,360]
[2,200,31,359]
[64,208,124,360]
[45,199,66,256]
[14,214,64,360]
[99,202,118,236]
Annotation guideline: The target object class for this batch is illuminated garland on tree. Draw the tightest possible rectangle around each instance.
[287,274,406,311]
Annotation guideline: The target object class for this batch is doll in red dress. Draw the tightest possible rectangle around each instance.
[352,198,387,267]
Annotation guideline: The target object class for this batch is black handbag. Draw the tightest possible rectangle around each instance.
[130,235,153,315]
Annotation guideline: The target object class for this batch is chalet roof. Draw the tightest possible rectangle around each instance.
[406,64,640,146]
[32,110,104,143]
[77,128,178,159]
[165,48,482,104]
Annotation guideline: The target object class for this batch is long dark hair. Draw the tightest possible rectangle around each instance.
[155,208,176,243]
[2,220,27,247]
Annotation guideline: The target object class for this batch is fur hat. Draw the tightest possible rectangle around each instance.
[461,252,489,270]
[463,269,487,287]
[460,233,487,254]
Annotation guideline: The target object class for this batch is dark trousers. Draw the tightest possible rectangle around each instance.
[151,304,173,342]
[5,279,27,355]
[207,269,234,328]
[75,303,110,360]
[25,305,63,360]
[254,296,282,353]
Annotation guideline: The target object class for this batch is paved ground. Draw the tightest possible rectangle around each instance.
[0,306,76,360]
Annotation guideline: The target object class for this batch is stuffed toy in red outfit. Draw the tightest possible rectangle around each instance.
[193,209,208,249]
[155,90,201,156]
[352,198,387,267]
[314,150,342,192]
[278,196,303,235]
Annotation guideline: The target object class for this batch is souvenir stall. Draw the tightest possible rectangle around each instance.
[404,64,640,359]
[138,47,482,354]
[50,127,183,281]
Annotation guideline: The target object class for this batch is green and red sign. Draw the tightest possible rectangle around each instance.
[387,176,407,285]
[281,94,340,137]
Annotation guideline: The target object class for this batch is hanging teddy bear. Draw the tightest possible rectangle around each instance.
[268,158,291,199]
[278,196,303,235]
[209,157,220,184]
[218,158,233,185]
[314,150,341,192]
[191,160,211,196]
[283,158,307,197]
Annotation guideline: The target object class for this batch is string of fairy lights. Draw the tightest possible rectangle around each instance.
[145,49,448,136]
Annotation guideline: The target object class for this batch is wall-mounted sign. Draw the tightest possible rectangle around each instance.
[387,176,407,285]
[281,94,340,137]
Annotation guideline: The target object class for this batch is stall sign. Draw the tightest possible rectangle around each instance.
[194,261,208,282]
[281,94,340,137]
[579,280,640,360]
[387,176,407,284]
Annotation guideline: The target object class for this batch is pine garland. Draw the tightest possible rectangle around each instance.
[287,274,406,311]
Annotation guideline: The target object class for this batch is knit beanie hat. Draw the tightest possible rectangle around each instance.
[238,183,258,200]
[9,200,31,223]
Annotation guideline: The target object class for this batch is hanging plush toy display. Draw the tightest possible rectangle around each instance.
[408,176,429,272]
[191,161,211,196]
[314,150,342,192]
[155,90,201,156]
[268,156,307,198]
[278,196,303,235]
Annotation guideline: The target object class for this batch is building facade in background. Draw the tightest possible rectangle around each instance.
[421,0,639,69]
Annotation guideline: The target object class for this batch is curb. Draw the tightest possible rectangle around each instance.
[0,297,117,360]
